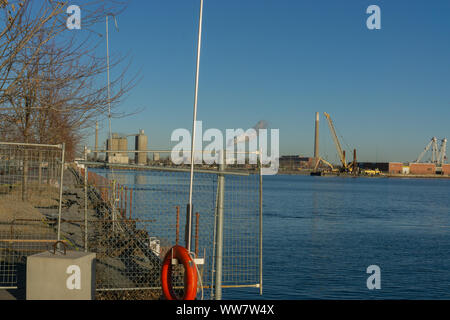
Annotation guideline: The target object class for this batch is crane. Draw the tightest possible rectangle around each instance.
[323,112,357,173]
[311,156,337,176]
[438,138,447,165]
[313,157,336,172]
[415,137,447,166]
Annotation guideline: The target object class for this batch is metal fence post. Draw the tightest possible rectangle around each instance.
[84,146,88,252]
[57,143,65,242]
[258,150,263,296]
[214,150,225,300]
[22,148,28,201]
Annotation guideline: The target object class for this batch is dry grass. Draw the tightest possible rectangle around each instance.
[0,188,55,236]
[0,199,44,222]
[4,183,59,207]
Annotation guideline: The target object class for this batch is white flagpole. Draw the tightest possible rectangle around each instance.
[187,0,204,252]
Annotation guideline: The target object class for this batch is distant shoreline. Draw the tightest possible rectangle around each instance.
[276,170,450,179]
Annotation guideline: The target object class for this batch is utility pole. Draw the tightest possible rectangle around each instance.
[94,121,99,161]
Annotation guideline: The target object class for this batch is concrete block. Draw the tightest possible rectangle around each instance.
[27,250,96,300]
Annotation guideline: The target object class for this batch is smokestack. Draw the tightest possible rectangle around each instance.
[94,121,99,161]
[314,112,319,166]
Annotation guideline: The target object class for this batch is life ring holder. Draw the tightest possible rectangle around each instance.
[161,245,198,300]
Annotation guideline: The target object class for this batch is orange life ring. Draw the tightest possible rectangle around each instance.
[161,245,198,300]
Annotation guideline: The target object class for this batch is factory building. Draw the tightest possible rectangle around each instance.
[409,163,436,175]
[135,129,148,165]
[442,164,450,175]
[279,155,314,170]
[106,133,129,164]
[387,162,403,174]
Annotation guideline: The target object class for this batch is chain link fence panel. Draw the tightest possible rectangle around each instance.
[0,142,64,289]
[77,150,262,300]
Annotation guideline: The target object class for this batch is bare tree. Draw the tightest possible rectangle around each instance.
[0,0,137,200]
[0,0,135,151]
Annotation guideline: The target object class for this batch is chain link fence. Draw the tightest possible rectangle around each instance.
[0,142,65,289]
[0,143,262,300]
[75,149,262,300]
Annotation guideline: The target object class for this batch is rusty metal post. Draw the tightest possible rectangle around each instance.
[129,188,133,220]
[185,204,192,249]
[176,206,180,245]
[120,186,124,218]
[195,212,200,257]
[124,186,128,219]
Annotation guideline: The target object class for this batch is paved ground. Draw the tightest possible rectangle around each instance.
[0,289,17,300]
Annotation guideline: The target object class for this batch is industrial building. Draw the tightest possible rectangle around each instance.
[134,129,148,165]
[106,133,129,164]
[279,155,314,170]
[409,163,436,175]
[443,164,450,175]
[359,162,450,176]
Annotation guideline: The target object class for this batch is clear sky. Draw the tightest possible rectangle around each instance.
[85,0,450,164]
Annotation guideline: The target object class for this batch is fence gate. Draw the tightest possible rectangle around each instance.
[0,142,65,289]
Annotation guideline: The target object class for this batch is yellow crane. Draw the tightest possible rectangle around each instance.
[313,156,339,173]
[323,112,357,173]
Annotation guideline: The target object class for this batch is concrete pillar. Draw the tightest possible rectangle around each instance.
[27,250,96,300]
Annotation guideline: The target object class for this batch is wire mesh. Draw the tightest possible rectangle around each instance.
[0,143,262,298]
[0,142,63,289]
[79,150,262,300]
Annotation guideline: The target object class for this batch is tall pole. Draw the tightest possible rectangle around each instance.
[95,121,99,161]
[214,150,225,300]
[106,15,119,227]
[187,0,204,253]
[258,150,263,296]
[57,143,65,243]
[84,146,88,252]
[314,112,319,168]
[106,16,113,152]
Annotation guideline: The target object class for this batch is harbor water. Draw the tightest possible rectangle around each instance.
[227,175,450,299]
[93,169,450,300]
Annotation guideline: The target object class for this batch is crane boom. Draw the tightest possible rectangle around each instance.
[416,137,436,163]
[438,138,447,165]
[314,157,334,171]
[323,112,347,169]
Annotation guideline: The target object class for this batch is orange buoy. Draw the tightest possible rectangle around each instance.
[161,245,198,300]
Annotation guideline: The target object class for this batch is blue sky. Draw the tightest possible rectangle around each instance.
[84,0,450,163]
